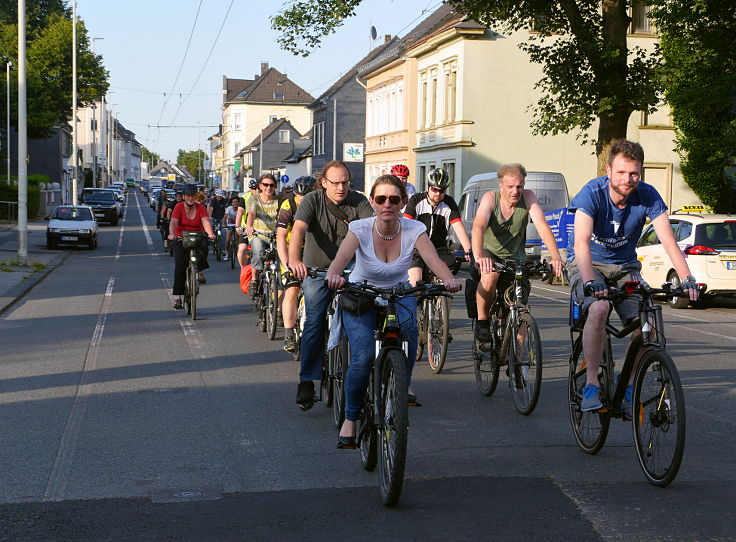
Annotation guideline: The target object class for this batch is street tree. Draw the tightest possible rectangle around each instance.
[141,146,160,169]
[0,6,109,139]
[176,149,208,183]
[649,0,736,212]
[271,0,662,174]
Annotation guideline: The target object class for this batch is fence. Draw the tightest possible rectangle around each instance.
[0,200,18,221]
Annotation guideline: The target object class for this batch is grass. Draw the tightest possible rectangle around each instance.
[0,258,47,272]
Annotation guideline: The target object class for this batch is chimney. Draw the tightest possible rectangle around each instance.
[261,62,269,75]
[385,34,391,43]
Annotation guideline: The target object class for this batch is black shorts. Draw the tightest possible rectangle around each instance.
[410,247,459,280]
[470,250,530,305]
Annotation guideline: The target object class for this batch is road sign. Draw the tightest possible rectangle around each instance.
[280,174,289,185]
[168,174,176,181]
[343,143,364,162]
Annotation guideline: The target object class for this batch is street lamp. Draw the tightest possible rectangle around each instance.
[6,61,11,185]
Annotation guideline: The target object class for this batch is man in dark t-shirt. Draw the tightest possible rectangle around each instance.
[289,161,373,410]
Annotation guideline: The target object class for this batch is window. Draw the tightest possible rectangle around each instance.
[313,121,325,155]
[420,78,428,129]
[676,221,692,242]
[90,119,97,131]
[279,130,290,144]
[442,161,455,187]
[638,225,660,247]
[631,2,654,34]
[234,113,241,130]
[274,92,285,100]
[233,141,240,156]
[418,165,427,192]
[269,115,278,124]
[444,62,457,123]
[430,70,438,127]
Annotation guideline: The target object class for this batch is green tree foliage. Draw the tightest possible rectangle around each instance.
[177,149,207,182]
[141,146,160,167]
[0,1,109,139]
[649,1,736,212]
[272,0,663,173]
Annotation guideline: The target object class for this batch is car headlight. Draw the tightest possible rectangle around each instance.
[78,229,91,234]
[48,228,62,233]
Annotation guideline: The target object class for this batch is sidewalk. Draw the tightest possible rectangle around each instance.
[0,219,69,315]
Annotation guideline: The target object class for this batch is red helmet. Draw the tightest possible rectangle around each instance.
[390,164,410,178]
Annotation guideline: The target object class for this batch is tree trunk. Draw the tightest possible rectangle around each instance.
[595,108,631,176]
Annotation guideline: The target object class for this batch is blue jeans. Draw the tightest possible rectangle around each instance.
[342,295,418,421]
[299,276,333,381]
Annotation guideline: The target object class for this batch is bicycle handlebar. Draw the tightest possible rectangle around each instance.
[583,281,692,300]
[338,280,451,301]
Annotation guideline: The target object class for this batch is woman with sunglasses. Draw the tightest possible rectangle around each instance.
[325,174,462,448]
[244,173,279,291]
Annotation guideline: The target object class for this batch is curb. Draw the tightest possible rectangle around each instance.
[0,250,72,316]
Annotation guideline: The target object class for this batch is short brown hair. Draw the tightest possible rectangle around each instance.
[608,139,644,166]
[370,174,407,200]
[259,173,277,183]
[497,163,527,180]
[319,160,352,184]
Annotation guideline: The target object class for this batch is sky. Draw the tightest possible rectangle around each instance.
[79,0,443,162]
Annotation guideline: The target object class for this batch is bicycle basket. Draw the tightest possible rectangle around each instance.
[181,230,205,250]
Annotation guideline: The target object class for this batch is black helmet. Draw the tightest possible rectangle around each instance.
[248,178,258,189]
[426,167,451,189]
[175,191,183,197]
[294,176,316,195]
[182,183,198,195]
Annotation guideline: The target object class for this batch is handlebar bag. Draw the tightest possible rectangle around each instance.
[339,291,375,316]
[182,231,205,250]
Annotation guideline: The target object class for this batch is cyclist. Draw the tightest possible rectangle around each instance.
[168,184,215,309]
[276,175,315,353]
[404,167,471,284]
[207,188,228,254]
[288,160,373,411]
[325,174,461,447]
[223,195,240,261]
[390,163,416,197]
[243,178,258,209]
[159,192,175,249]
[472,163,564,343]
[244,174,279,291]
[567,140,698,412]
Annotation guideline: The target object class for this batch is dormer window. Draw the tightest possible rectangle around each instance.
[274,92,285,100]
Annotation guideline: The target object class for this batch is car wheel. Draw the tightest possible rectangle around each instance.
[668,272,690,309]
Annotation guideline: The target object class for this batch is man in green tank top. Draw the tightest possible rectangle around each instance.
[471,163,564,342]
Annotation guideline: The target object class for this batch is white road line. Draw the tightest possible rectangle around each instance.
[43,277,115,502]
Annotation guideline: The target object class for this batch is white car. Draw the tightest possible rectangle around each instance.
[46,205,98,249]
[636,211,736,308]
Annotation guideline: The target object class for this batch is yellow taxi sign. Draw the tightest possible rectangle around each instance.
[677,205,706,213]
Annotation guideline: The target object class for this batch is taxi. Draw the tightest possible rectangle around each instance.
[636,206,736,308]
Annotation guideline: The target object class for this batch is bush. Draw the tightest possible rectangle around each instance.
[0,183,41,219]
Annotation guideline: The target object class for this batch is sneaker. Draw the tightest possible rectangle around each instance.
[223,254,229,260]
[623,384,634,421]
[284,335,297,353]
[581,385,603,411]
[173,299,184,310]
[474,323,492,343]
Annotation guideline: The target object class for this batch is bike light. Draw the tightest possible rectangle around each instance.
[684,245,720,255]
[622,280,640,294]
[384,330,399,339]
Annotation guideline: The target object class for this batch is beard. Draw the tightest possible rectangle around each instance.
[610,182,637,198]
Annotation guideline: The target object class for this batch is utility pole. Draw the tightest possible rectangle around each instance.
[17,0,27,265]
[6,61,11,185]
[91,37,103,188]
[71,0,78,205]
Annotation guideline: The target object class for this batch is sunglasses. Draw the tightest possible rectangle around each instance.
[261,183,276,188]
[373,195,402,205]
[429,186,446,194]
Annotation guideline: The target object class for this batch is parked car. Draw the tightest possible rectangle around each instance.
[636,209,736,308]
[451,171,570,261]
[110,181,127,194]
[149,188,163,209]
[81,188,122,225]
[46,205,98,249]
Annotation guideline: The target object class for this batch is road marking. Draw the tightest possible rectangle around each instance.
[135,194,154,251]
[43,276,115,502]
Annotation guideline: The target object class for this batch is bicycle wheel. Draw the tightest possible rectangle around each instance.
[214,235,222,262]
[266,271,278,340]
[427,296,449,374]
[415,300,426,362]
[293,294,304,361]
[188,263,198,320]
[184,267,192,315]
[378,349,409,507]
[568,336,612,454]
[632,349,685,487]
[359,379,377,472]
[229,235,236,269]
[473,321,500,396]
[508,312,543,415]
[331,334,350,428]
[322,326,333,408]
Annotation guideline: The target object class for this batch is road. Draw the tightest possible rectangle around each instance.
[1,191,734,541]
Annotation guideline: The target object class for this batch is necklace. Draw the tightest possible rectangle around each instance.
[375,218,401,241]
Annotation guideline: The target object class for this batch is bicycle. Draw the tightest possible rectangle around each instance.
[179,231,205,321]
[415,255,462,374]
[338,280,451,507]
[227,226,238,270]
[568,280,688,487]
[473,259,549,415]
[210,220,223,262]
[250,232,278,337]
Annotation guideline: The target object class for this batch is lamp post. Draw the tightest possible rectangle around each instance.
[17,0,27,265]
[71,0,78,205]
[6,61,11,185]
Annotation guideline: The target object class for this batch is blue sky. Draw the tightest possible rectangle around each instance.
[79,0,443,162]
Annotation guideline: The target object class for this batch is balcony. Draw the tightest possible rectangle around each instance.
[365,130,409,155]
[415,121,473,150]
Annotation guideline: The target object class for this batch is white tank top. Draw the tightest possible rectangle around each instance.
[348,217,425,288]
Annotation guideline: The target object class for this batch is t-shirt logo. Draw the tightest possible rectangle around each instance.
[611,220,621,234]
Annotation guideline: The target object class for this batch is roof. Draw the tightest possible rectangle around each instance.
[308,37,400,108]
[240,118,302,153]
[223,67,313,106]
[283,144,312,164]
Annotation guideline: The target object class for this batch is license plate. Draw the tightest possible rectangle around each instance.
[95,213,105,217]
[61,236,77,241]
[727,261,736,270]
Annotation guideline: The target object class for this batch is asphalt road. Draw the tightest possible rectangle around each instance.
[1,191,734,541]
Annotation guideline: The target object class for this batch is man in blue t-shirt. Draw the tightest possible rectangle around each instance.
[567,139,699,413]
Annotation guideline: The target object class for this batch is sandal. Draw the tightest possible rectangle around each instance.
[296,381,315,411]
[337,435,356,449]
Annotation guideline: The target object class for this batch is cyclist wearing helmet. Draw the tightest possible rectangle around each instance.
[207,189,228,253]
[471,163,563,342]
[276,175,315,352]
[168,184,216,309]
[390,163,416,197]
[404,168,471,285]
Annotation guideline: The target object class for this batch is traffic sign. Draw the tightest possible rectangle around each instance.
[280,174,290,185]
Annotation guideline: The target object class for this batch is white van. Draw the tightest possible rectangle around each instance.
[451,171,570,261]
